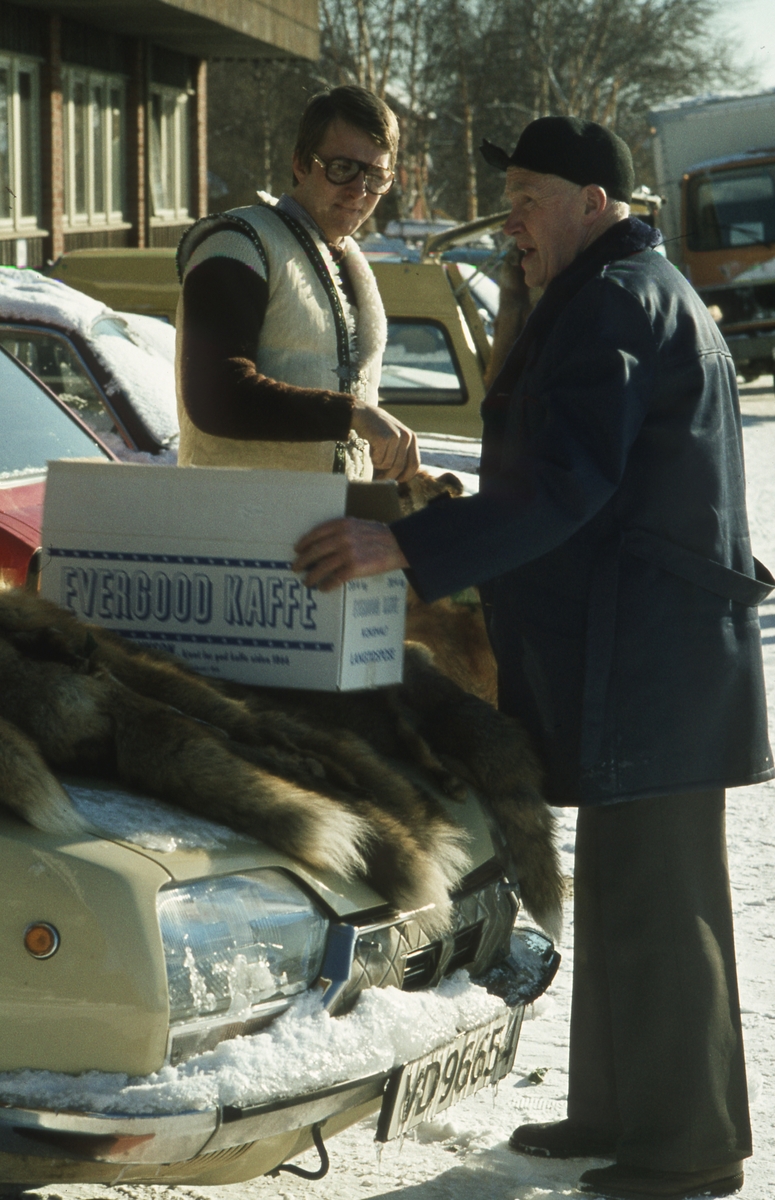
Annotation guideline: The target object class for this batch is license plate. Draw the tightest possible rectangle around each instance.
[376,1007,523,1142]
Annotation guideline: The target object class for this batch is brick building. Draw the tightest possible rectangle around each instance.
[0,0,318,268]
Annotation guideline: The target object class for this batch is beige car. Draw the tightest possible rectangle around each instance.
[48,244,494,440]
[0,773,558,1188]
[1,232,564,1190]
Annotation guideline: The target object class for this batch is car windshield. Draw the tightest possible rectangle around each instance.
[0,326,119,436]
[0,347,110,481]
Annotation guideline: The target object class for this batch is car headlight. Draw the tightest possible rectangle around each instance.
[157,870,329,1025]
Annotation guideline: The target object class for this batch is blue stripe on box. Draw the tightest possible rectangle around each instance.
[48,548,293,570]
[114,631,335,652]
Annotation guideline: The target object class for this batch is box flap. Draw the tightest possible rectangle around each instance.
[44,461,349,548]
[345,480,402,523]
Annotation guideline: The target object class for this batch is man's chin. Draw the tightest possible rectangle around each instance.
[330,210,364,238]
[521,255,543,289]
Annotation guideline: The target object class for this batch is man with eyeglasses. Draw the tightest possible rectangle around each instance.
[176,85,419,481]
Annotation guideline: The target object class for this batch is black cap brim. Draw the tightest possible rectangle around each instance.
[479,139,512,171]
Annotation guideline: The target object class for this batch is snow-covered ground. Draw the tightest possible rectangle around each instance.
[17,376,775,1200]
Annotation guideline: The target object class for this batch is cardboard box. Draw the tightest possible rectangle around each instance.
[40,461,407,691]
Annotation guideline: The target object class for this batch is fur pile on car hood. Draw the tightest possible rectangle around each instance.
[0,588,562,939]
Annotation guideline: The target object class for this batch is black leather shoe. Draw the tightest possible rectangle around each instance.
[509,1119,618,1158]
[579,1161,744,1199]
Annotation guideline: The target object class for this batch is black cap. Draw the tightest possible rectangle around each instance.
[480,116,634,203]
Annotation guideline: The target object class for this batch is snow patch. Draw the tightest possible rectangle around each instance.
[63,783,255,852]
[0,973,507,1116]
[736,256,775,284]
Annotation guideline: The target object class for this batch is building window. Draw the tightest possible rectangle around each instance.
[149,85,190,221]
[63,68,126,226]
[0,55,41,231]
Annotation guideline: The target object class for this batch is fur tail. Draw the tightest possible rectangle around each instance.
[108,685,372,882]
[399,649,565,941]
[487,791,565,943]
[109,684,471,928]
[355,805,471,935]
[0,717,93,837]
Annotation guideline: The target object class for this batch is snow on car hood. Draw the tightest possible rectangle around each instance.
[0,972,505,1115]
[63,782,256,852]
[0,268,178,447]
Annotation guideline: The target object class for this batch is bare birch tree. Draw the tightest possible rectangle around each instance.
[208,0,750,223]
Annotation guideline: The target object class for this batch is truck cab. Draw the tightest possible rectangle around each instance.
[650,92,775,384]
[682,150,775,379]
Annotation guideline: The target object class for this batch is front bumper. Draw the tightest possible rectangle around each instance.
[0,1073,386,1167]
[0,853,559,1187]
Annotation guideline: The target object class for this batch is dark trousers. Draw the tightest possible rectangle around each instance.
[567,789,752,1172]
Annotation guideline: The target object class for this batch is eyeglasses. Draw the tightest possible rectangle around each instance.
[311,153,394,195]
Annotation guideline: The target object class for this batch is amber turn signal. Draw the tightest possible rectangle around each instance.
[24,922,60,959]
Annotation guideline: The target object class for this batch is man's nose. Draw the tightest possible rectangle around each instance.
[503,208,522,237]
[343,171,368,197]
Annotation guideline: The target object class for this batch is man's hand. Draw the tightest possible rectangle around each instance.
[350,401,420,481]
[293,518,409,592]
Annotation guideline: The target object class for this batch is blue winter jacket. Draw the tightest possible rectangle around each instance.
[393,218,774,805]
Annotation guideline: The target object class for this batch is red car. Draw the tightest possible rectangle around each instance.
[0,344,115,588]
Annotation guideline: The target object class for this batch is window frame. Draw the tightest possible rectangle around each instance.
[0,53,42,234]
[378,318,470,406]
[62,66,127,229]
[148,82,191,223]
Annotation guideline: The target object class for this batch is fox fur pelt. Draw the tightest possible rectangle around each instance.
[0,587,563,940]
[399,472,497,705]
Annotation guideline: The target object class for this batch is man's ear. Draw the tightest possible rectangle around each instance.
[291,150,307,187]
[583,184,608,220]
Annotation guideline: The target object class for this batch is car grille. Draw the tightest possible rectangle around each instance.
[402,942,442,990]
[330,860,517,1013]
[403,920,484,990]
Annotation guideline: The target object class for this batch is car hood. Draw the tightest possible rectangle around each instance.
[63,772,496,919]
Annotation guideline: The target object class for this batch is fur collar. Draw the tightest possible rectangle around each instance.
[341,236,388,405]
[275,193,387,405]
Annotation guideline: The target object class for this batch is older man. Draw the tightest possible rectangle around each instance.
[294,117,774,1200]
[176,85,418,481]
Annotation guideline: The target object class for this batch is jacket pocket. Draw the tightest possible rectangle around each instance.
[623,529,775,607]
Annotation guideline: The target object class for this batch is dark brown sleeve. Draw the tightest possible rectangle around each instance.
[179,255,356,441]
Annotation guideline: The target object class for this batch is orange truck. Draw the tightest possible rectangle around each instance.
[649,90,775,381]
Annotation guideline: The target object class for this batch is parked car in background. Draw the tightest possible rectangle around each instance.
[0,269,178,463]
[47,225,497,439]
[48,248,183,328]
[0,344,115,588]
